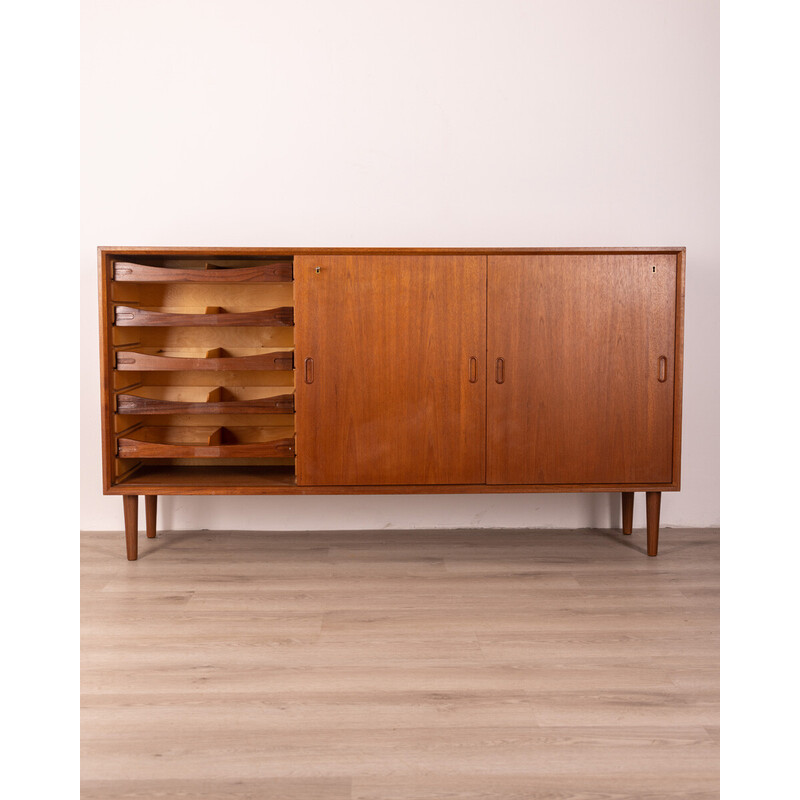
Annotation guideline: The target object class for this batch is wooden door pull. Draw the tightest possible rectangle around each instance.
[304,357,314,384]
[658,356,668,382]
[495,357,505,384]
[468,356,478,383]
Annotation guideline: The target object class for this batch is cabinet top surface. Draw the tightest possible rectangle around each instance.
[99,246,685,256]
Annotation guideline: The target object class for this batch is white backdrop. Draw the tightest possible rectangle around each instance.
[80,0,719,531]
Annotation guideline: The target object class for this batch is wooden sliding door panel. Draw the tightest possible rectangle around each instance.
[295,255,486,485]
[488,254,677,485]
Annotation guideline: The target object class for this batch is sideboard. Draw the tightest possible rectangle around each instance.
[98,247,685,559]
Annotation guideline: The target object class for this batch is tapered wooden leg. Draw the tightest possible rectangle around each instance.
[646,491,661,557]
[145,495,157,539]
[123,495,139,561]
[621,492,634,535]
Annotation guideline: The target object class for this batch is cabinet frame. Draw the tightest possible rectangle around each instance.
[99,247,685,558]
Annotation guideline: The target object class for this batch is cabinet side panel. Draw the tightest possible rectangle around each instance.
[671,248,686,487]
[295,254,486,485]
[98,249,116,492]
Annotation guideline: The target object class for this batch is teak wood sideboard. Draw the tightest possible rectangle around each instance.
[98,247,685,560]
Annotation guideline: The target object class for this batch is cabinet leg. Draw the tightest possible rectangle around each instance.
[123,495,139,561]
[145,495,157,539]
[621,492,634,535]
[646,491,661,557]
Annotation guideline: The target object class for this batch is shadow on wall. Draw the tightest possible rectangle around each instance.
[153,491,628,532]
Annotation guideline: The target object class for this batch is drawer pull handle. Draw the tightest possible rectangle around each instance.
[468,356,478,383]
[658,356,668,382]
[304,357,314,384]
[495,357,505,384]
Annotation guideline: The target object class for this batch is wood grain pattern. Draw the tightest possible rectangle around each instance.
[647,491,662,556]
[117,426,295,459]
[145,495,157,539]
[111,465,678,495]
[81,527,719,796]
[622,492,634,535]
[122,495,138,561]
[672,248,687,489]
[117,465,298,491]
[99,249,118,492]
[101,247,686,257]
[115,348,294,371]
[98,247,685,560]
[113,305,294,327]
[111,283,294,315]
[113,260,293,283]
[116,389,294,415]
[294,255,486,485]
[487,254,677,485]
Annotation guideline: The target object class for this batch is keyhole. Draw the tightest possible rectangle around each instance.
[652,265,656,273]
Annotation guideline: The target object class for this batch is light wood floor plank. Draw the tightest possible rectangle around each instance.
[353,774,719,800]
[81,527,719,798]
[81,777,352,799]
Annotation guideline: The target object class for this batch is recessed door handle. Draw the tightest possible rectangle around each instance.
[658,356,668,383]
[495,357,505,384]
[468,356,478,383]
[304,357,314,384]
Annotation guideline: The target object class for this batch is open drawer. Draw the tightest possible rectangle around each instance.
[114,305,294,327]
[116,386,294,414]
[115,347,294,371]
[113,261,293,283]
[117,426,296,458]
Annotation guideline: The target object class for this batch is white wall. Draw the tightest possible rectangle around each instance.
[81,0,719,531]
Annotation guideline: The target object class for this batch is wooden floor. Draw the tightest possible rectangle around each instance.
[81,527,719,799]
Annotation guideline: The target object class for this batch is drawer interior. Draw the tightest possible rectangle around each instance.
[108,255,296,485]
